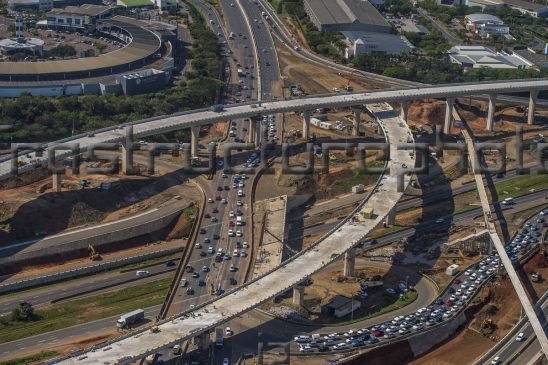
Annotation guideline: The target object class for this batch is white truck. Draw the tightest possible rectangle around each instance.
[236,216,244,226]
[117,309,145,328]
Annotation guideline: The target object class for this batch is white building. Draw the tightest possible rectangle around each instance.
[46,5,112,29]
[343,31,413,58]
[8,0,53,11]
[464,13,509,38]
[448,45,532,69]
[503,0,548,17]
[464,0,504,10]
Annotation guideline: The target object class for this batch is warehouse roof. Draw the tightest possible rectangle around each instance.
[0,16,160,78]
[305,0,389,28]
[465,13,505,24]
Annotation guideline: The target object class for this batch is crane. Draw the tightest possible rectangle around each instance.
[345,70,357,91]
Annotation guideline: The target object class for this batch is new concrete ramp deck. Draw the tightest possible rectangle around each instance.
[52,103,414,364]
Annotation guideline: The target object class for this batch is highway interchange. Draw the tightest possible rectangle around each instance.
[0,1,546,365]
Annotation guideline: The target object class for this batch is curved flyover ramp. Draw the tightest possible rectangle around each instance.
[50,103,414,364]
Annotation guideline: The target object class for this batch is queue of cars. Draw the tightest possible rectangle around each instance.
[293,254,502,353]
[293,209,547,355]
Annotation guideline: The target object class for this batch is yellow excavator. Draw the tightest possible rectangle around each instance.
[88,244,101,261]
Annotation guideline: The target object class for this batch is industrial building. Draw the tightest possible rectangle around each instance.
[464,13,509,38]
[503,0,548,17]
[45,5,112,30]
[321,295,361,318]
[116,0,177,11]
[513,48,548,69]
[303,0,392,33]
[448,45,533,69]
[343,30,413,58]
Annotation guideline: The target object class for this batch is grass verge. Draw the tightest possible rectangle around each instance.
[0,351,60,365]
[0,277,170,344]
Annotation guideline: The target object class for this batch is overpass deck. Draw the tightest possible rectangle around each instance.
[2,79,548,180]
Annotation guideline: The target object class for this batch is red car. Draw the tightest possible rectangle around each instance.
[446,300,454,306]
[453,278,461,284]
[229,221,235,227]
[215,195,221,201]
[371,330,383,337]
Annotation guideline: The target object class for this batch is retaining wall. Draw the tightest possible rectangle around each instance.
[0,199,189,266]
[0,246,182,294]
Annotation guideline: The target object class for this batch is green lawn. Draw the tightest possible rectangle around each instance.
[0,277,171,344]
[331,165,383,195]
[119,0,153,7]
[494,174,548,199]
[0,351,59,365]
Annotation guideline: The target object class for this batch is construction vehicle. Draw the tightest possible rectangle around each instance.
[151,325,160,333]
[532,272,542,283]
[343,70,357,92]
[88,244,101,261]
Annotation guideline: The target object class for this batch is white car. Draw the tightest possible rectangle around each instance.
[236,200,243,206]
[136,270,150,277]
[242,242,249,248]
[228,229,235,237]
[226,327,232,335]
[516,332,525,342]
[229,211,235,218]
[491,356,501,365]
[221,198,227,204]
[223,358,229,365]
[236,230,243,237]
[237,189,244,197]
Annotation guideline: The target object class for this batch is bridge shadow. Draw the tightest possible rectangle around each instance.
[0,161,200,278]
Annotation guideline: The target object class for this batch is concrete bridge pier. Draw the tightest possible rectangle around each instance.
[121,126,134,175]
[386,207,396,226]
[191,126,199,157]
[343,249,356,277]
[192,333,210,351]
[247,119,255,144]
[352,107,362,136]
[528,90,538,125]
[303,110,311,139]
[443,97,455,134]
[255,120,261,147]
[52,173,62,192]
[400,100,409,122]
[293,285,305,306]
[486,94,497,132]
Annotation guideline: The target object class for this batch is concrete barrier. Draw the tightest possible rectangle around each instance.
[0,246,182,294]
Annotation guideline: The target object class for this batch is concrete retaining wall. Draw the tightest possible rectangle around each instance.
[0,199,188,266]
[408,309,467,356]
[0,246,182,294]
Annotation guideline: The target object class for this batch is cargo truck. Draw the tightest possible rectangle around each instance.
[215,327,224,347]
[117,309,145,328]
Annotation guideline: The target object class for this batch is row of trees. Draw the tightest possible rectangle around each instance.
[0,3,224,143]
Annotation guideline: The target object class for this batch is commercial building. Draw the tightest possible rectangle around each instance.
[464,13,509,38]
[46,5,112,30]
[321,295,361,318]
[303,0,392,33]
[8,0,54,11]
[117,0,177,11]
[464,0,504,10]
[502,0,548,17]
[448,45,533,69]
[343,31,413,58]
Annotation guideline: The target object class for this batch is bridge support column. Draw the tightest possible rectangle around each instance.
[52,173,62,192]
[191,126,199,157]
[486,94,497,132]
[121,126,134,175]
[303,110,311,140]
[386,207,396,226]
[343,249,356,277]
[443,97,454,135]
[293,285,305,307]
[352,107,361,136]
[255,120,261,148]
[400,101,409,122]
[193,333,210,351]
[528,90,538,125]
[247,119,255,144]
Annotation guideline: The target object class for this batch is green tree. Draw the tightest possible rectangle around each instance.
[95,43,107,54]
[50,44,76,58]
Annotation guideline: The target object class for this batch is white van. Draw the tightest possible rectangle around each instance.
[136,270,149,277]
[502,197,514,205]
